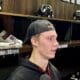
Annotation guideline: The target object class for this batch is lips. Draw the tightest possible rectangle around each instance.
[51,49,57,53]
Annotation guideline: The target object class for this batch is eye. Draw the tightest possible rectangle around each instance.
[47,37,54,41]
[48,37,53,41]
[47,36,57,41]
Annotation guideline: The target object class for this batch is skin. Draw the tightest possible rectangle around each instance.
[29,30,59,71]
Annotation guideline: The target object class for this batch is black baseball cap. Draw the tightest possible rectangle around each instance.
[24,19,56,44]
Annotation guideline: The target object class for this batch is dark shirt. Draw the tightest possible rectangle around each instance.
[6,58,61,80]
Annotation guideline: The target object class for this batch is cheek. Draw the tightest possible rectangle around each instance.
[38,41,50,50]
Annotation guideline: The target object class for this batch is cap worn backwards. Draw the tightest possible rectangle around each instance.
[24,19,55,44]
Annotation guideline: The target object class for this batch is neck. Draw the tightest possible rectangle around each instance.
[29,50,49,71]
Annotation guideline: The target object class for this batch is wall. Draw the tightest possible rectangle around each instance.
[2,0,37,14]
[2,0,80,20]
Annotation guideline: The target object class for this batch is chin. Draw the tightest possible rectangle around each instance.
[49,54,55,59]
[51,52,56,58]
[52,55,55,59]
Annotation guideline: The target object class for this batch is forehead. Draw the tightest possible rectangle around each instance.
[40,30,57,38]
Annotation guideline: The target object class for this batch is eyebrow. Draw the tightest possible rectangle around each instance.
[48,35,58,39]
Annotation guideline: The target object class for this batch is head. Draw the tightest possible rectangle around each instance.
[24,20,59,59]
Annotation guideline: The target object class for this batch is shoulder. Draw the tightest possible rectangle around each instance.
[6,66,31,80]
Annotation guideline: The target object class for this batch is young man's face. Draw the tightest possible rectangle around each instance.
[36,30,59,60]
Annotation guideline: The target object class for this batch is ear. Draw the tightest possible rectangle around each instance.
[31,36,39,47]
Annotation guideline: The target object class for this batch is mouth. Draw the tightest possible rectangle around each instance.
[51,49,57,53]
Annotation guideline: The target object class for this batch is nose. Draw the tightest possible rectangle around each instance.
[56,40,59,48]
[53,40,59,49]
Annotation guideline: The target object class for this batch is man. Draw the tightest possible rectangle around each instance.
[7,19,61,80]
